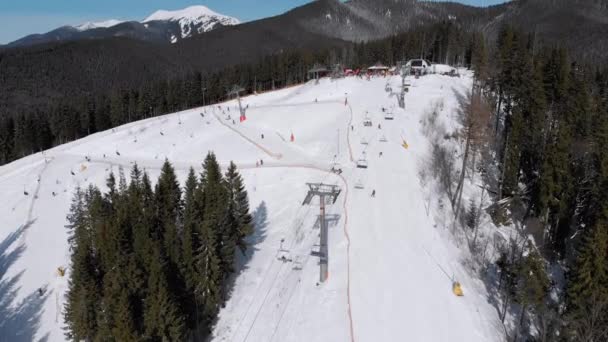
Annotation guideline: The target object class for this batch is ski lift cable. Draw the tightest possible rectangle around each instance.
[235,170,335,341]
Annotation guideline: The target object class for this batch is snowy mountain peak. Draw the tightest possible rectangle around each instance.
[143,5,240,39]
[74,19,124,31]
[143,5,240,25]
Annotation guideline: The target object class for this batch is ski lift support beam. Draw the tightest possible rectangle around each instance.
[227,85,246,119]
[302,182,341,282]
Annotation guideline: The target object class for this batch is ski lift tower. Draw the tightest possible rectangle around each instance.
[302,182,341,282]
[228,85,247,122]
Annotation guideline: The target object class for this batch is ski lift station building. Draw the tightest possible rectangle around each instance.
[367,62,390,76]
[308,64,330,80]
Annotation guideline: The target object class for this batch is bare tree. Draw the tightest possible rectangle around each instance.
[453,89,492,225]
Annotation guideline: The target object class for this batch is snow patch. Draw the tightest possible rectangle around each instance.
[74,19,123,31]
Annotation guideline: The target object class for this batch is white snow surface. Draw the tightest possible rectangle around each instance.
[74,19,124,31]
[0,70,505,341]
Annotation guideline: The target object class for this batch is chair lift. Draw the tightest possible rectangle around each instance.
[384,110,395,120]
[356,152,368,169]
[277,249,292,263]
[379,135,388,142]
[292,256,303,270]
[360,137,368,145]
[363,111,372,127]
[354,179,365,189]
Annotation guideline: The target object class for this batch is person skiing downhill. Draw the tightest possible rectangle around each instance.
[371,189,376,197]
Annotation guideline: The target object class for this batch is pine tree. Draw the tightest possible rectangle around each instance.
[155,160,182,269]
[196,153,226,326]
[182,167,200,329]
[225,161,253,256]
[514,247,549,339]
[64,187,101,341]
[567,220,608,341]
[196,218,222,326]
[144,247,186,341]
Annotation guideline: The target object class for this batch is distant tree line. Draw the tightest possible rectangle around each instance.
[0,21,473,166]
[467,25,608,341]
[63,154,252,341]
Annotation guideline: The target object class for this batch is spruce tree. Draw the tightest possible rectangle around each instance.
[197,153,226,324]
[182,167,200,329]
[144,247,186,341]
[225,161,253,256]
[155,160,182,269]
[567,220,608,341]
[64,187,101,341]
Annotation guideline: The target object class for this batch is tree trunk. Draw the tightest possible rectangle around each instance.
[495,87,503,137]
[454,129,472,225]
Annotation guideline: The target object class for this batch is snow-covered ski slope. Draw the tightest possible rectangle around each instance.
[0,70,504,341]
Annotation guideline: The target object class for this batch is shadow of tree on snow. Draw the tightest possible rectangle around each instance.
[0,221,50,342]
[222,201,269,306]
[234,201,269,276]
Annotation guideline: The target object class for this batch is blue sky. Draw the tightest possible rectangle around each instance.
[0,0,508,44]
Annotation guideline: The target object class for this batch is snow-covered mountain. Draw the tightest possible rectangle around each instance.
[144,5,240,39]
[7,5,240,47]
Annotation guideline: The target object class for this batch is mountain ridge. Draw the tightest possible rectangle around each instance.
[6,5,241,47]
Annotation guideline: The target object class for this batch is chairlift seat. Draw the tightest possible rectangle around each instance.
[356,159,368,168]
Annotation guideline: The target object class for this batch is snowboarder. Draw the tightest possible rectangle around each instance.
[371,189,376,197]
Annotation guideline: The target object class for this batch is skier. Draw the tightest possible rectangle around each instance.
[233,120,236,125]
[261,134,265,139]
[351,125,354,131]
[256,161,259,167]
[379,152,383,157]
[260,159,264,166]
[378,123,382,129]
[371,189,376,197]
